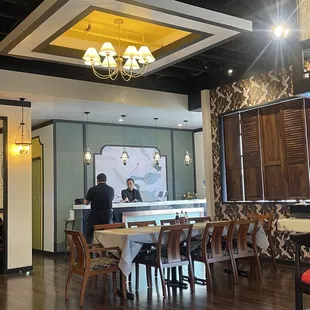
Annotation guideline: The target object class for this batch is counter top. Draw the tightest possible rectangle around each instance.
[278,218,310,233]
[73,199,206,210]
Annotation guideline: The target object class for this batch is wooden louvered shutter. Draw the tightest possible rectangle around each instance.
[282,99,309,199]
[260,104,287,200]
[223,114,242,200]
[241,110,263,200]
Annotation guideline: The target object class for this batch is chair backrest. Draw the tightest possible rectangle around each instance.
[189,216,212,223]
[247,214,272,232]
[234,219,259,254]
[93,223,126,231]
[160,219,176,226]
[128,220,157,228]
[65,229,90,270]
[157,224,193,264]
[202,221,234,259]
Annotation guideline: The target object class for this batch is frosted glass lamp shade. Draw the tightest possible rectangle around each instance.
[101,56,117,68]
[123,58,140,71]
[138,46,155,64]
[99,42,117,57]
[83,47,101,66]
[123,46,139,59]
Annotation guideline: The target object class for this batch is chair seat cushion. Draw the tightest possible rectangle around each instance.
[302,269,310,284]
[90,256,119,270]
[191,247,230,260]
[141,251,189,264]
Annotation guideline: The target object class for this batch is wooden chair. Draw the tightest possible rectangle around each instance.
[290,233,310,310]
[191,221,238,290]
[233,219,261,279]
[64,229,126,307]
[93,223,126,231]
[128,220,157,228]
[136,224,195,298]
[160,219,176,225]
[247,213,277,271]
[127,220,157,285]
[189,216,212,223]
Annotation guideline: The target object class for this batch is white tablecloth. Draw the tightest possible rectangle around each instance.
[278,218,310,232]
[94,222,269,276]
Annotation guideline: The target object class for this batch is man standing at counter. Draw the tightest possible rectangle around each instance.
[84,173,114,242]
[121,178,142,203]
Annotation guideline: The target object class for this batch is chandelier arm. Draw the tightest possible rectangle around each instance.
[120,62,148,79]
[92,66,117,80]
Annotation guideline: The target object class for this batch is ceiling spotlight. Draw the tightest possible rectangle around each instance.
[119,118,124,122]
[273,25,290,38]
[228,69,233,76]
[178,123,183,127]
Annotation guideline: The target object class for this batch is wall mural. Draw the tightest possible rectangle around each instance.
[210,66,299,260]
[94,146,168,203]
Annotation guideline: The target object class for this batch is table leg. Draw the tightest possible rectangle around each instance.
[295,242,303,310]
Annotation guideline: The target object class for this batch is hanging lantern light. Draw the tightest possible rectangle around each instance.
[153,117,161,165]
[183,120,192,166]
[120,115,129,165]
[15,98,31,156]
[84,112,92,165]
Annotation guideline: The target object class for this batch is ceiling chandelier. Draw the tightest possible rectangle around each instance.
[15,98,31,156]
[183,120,192,166]
[153,117,161,166]
[82,19,155,82]
[120,115,129,165]
[84,112,92,165]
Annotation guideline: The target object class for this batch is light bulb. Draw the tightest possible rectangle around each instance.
[16,144,30,156]
[184,150,192,166]
[153,151,161,166]
[120,149,129,165]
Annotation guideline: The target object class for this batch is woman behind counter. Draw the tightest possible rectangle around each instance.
[121,178,142,203]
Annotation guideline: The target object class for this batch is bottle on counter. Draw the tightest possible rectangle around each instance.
[184,211,189,223]
[180,210,185,224]
[175,212,180,225]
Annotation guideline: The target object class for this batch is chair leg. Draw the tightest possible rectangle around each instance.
[188,262,195,292]
[112,272,117,295]
[135,262,140,291]
[65,268,73,300]
[205,262,213,291]
[230,258,239,284]
[121,272,127,299]
[146,266,152,288]
[155,267,158,278]
[79,272,89,307]
[268,234,277,271]
[128,272,132,283]
[167,268,170,286]
[254,254,262,280]
[159,266,167,298]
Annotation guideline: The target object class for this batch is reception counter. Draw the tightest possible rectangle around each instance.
[72,199,207,235]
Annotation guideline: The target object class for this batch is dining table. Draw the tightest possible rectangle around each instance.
[93,221,270,278]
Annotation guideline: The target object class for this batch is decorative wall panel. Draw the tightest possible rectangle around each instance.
[210,66,298,260]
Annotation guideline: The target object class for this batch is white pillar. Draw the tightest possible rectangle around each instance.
[201,90,215,219]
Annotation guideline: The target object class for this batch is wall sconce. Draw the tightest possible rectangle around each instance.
[15,98,31,156]
[84,112,92,165]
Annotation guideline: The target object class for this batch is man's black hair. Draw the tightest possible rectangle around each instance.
[97,173,107,183]
[126,178,135,183]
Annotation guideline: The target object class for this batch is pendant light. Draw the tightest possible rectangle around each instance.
[84,112,92,165]
[183,120,192,166]
[120,115,129,165]
[15,98,31,156]
[153,117,161,165]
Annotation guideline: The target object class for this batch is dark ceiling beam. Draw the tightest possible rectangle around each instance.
[0,12,19,19]
[172,58,206,72]
[152,68,189,80]
[194,53,250,66]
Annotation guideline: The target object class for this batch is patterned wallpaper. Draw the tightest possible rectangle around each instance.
[210,66,299,260]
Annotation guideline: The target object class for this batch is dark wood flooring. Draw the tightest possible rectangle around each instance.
[0,254,308,310]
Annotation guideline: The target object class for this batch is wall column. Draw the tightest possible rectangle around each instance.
[201,90,215,219]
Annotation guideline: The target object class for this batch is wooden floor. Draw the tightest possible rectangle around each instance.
[0,254,308,310]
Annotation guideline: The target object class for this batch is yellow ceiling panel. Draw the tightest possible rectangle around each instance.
[50,10,191,53]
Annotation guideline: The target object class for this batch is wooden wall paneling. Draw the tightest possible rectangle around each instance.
[282,98,309,199]
[241,110,263,200]
[223,114,243,200]
[260,104,287,200]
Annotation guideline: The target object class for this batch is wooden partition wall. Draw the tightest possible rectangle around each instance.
[222,97,310,202]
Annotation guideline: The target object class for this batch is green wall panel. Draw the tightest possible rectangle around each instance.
[56,122,84,251]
